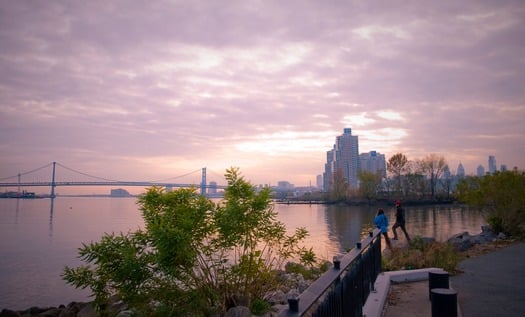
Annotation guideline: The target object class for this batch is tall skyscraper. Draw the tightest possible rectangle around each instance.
[323,128,360,191]
[488,155,497,174]
[457,162,465,177]
[359,151,386,178]
[477,165,485,177]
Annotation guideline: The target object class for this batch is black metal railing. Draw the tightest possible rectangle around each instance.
[278,228,382,317]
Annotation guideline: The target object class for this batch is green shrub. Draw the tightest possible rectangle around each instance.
[455,170,525,238]
[63,168,316,316]
[250,298,272,315]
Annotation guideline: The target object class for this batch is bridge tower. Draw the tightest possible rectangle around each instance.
[50,162,56,198]
[201,167,206,195]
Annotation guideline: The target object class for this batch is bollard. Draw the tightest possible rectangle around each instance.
[431,288,457,317]
[333,256,341,270]
[287,297,299,312]
[429,271,449,300]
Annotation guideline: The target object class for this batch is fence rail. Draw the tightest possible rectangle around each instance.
[278,228,382,317]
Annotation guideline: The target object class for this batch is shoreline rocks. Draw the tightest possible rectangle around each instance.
[447,225,507,252]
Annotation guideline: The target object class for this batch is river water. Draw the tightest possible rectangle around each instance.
[0,197,486,310]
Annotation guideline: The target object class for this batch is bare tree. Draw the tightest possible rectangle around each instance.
[387,153,409,195]
[419,154,447,198]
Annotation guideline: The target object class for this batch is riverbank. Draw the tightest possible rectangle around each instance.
[276,197,456,206]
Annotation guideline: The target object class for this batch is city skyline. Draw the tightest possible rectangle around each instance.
[1,1,524,191]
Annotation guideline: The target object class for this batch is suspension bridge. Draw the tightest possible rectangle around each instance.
[0,162,227,198]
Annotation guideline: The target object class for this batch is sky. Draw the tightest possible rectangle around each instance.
[1,0,524,192]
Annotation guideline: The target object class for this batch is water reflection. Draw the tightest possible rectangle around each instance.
[324,205,376,252]
[406,205,486,242]
[275,203,486,259]
[49,198,55,238]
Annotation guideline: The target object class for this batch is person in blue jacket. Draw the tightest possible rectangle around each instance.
[374,208,392,249]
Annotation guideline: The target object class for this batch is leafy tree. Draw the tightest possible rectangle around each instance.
[63,168,316,316]
[456,169,525,237]
[358,170,382,203]
[329,168,349,202]
[418,154,447,198]
[387,153,409,195]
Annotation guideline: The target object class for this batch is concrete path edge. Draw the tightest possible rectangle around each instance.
[362,268,446,317]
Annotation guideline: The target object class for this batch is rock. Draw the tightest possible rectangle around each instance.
[57,308,76,317]
[38,308,62,317]
[116,310,134,317]
[297,279,309,293]
[286,289,300,300]
[266,290,286,305]
[447,226,505,252]
[225,306,251,317]
[448,231,474,251]
[497,232,507,240]
[0,309,21,317]
[77,303,97,317]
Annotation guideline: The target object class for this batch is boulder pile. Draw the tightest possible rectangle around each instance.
[447,225,507,252]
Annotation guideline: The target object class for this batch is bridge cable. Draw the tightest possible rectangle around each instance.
[56,162,124,182]
[149,168,202,182]
[0,162,54,181]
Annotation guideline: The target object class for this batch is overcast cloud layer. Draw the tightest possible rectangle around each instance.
[1,0,524,190]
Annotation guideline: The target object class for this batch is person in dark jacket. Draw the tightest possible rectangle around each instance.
[374,208,392,249]
[392,200,411,241]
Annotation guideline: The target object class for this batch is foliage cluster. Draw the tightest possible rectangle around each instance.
[382,236,461,273]
[328,152,451,203]
[455,169,525,238]
[385,153,448,200]
[63,168,316,316]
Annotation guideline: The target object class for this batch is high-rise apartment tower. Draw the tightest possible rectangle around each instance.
[323,128,360,191]
[488,155,497,174]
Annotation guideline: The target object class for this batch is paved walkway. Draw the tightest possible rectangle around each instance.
[451,242,525,317]
[366,242,525,317]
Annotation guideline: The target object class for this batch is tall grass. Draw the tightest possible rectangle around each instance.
[382,236,462,273]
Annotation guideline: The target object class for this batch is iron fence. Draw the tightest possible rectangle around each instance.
[278,228,382,317]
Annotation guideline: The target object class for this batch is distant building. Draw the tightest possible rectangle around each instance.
[488,155,497,174]
[277,181,294,190]
[443,165,451,179]
[316,174,323,189]
[501,164,507,172]
[208,181,217,194]
[477,165,485,177]
[323,128,360,191]
[457,162,465,177]
[110,188,131,197]
[359,151,386,178]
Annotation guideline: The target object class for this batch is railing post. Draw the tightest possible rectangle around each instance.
[287,295,299,313]
[333,256,341,270]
